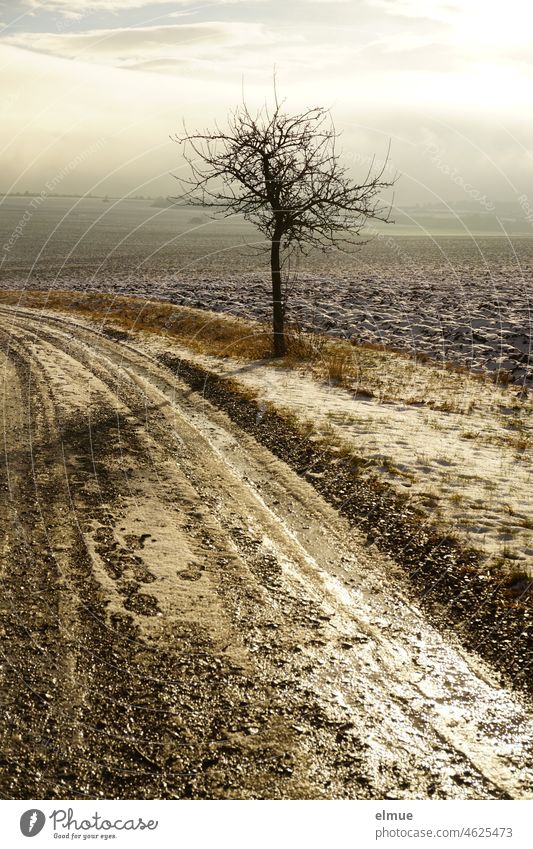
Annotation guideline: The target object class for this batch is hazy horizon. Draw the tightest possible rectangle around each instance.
[1,0,532,224]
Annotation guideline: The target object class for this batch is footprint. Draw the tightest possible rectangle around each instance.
[177,566,203,582]
[124,592,160,616]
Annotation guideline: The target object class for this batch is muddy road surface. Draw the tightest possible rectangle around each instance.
[0,305,532,800]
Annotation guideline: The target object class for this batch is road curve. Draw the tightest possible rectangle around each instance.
[0,304,532,800]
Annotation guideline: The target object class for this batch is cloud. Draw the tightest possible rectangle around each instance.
[368,0,533,54]
[4,21,268,69]
[24,0,251,17]
[2,20,356,78]
[366,0,456,21]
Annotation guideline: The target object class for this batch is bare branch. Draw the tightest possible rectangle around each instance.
[172,93,397,355]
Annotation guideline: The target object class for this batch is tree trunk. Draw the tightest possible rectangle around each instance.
[270,232,285,357]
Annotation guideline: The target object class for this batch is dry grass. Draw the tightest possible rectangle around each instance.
[1,289,527,414]
[0,289,272,360]
[284,325,375,390]
[0,290,400,396]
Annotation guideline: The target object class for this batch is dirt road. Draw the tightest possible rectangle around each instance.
[0,304,532,799]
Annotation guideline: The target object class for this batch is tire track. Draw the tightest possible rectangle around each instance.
[0,305,532,800]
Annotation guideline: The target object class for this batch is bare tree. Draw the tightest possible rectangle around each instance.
[173,96,396,356]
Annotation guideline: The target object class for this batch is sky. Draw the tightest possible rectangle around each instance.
[1,0,532,207]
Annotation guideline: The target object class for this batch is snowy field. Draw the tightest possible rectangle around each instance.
[1,195,532,385]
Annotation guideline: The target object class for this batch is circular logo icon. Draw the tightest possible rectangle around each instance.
[20,810,46,837]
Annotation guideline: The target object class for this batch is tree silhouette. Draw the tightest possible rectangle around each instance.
[174,96,395,356]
